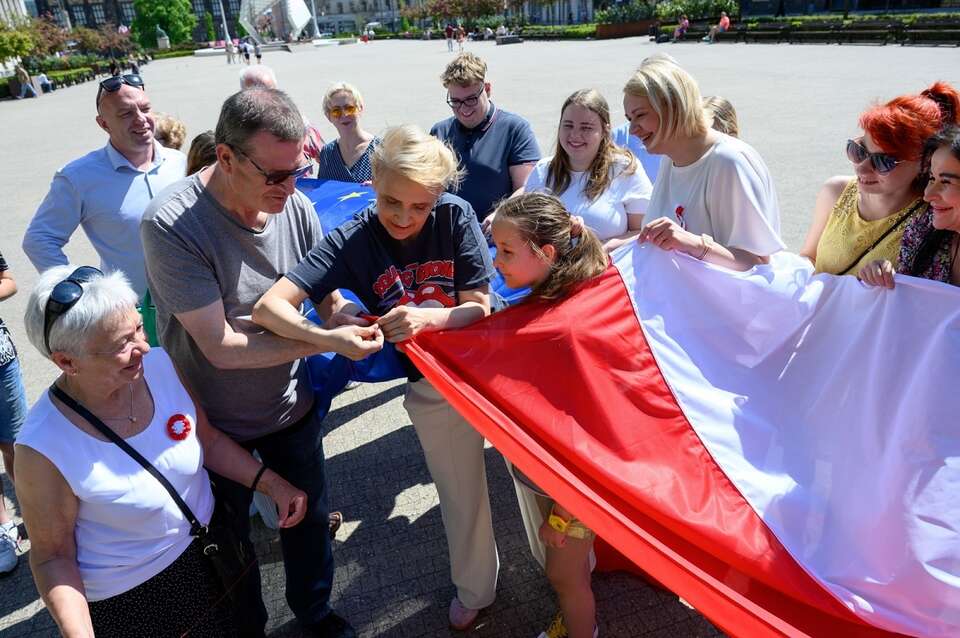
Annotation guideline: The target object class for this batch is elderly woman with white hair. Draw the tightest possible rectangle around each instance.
[15,266,308,638]
[316,82,379,183]
[626,59,785,270]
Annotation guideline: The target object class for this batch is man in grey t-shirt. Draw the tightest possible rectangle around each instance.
[141,88,380,638]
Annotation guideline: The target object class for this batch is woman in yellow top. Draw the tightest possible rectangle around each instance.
[800,82,960,275]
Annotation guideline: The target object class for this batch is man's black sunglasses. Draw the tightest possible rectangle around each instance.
[95,74,145,108]
[228,144,313,185]
[43,266,103,355]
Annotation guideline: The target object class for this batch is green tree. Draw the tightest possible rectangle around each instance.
[0,21,34,66]
[26,15,67,56]
[98,23,136,56]
[132,0,198,48]
[72,26,105,53]
[204,12,216,41]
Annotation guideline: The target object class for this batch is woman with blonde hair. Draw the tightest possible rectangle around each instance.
[316,82,379,183]
[625,60,785,270]
[253,124,501,631]
[702,95,739,138]
[521,88,652,252]
[153,113,187,151]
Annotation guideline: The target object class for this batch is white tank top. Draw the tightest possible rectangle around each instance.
[17,349,215,601]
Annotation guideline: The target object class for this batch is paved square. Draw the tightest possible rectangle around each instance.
[0,36,956,637]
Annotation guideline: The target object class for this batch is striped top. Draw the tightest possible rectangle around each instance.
[316,138,379,183]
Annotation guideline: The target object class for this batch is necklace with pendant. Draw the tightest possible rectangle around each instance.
[125,383,137,423]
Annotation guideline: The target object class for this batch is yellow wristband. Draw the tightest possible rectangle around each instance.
[548,506,571,534]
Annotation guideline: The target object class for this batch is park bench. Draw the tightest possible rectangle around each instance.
[787,22,837,44]
[518,29,563,40]
[678,24,710,42]
[836,22,901,45]
[496,34,522,45]
[902,20,960,46]
[743,24,790,43]
[714,26,747,43]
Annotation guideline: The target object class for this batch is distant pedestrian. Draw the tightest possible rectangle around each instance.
[37,72,54,93]
[672,14,689,42]
[457,26,466,51]
[241,41,251,64]
[226,40,236,64]
[445,24,454,51]
[255,41,262,64]
[14,65,37,99]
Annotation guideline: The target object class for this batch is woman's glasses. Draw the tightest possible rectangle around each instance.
[846,139,901,175]
[328,104,358,119]
[43,266,103,354]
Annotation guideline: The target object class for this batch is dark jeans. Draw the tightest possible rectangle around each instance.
[209,405,333,637]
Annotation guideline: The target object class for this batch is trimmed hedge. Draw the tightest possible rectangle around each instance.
[519,24,597,39]
[24,53,102,73]
[47,67,95,85]
[152,49,196,60]
[743,12,960,26]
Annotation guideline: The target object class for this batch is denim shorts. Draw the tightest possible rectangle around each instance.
[0,358,27,444]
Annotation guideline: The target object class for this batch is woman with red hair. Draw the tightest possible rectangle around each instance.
[800,82,960,275]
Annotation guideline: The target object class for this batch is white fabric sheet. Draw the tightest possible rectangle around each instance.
[615,244,960,638]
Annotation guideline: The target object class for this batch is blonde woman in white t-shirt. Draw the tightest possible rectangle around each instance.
[521,88,653,252]
[625,60,785,271]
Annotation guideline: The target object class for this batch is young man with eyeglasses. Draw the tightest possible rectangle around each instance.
[140,88,379,638]
[23,74,186,298]
[430,53,540,224]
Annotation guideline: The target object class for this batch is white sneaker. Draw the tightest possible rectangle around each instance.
[0,522,19,574]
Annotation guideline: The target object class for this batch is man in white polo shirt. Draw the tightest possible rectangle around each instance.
[23,74,186,297]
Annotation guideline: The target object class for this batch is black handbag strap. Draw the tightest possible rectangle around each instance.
[839,200,924,275]
[49,384,207,538]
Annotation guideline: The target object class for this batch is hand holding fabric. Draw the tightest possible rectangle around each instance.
[858,259,896,289]
[638,217,701,257]
[258,471,308,528]
[377,306,433,343]
[324,324,383,360]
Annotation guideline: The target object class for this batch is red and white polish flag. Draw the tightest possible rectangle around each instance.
[405,245,960,638]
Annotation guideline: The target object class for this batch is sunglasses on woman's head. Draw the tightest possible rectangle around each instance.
[95,74,145,108]
[43,266,104,354]
[328,104,358,119]
[846,139,901,175]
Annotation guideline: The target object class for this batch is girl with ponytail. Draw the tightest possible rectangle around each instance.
[801,81,960,276]
[490,192,608,638]
[492,192,608,302]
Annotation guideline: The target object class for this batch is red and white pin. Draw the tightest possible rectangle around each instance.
[166,414,193,441]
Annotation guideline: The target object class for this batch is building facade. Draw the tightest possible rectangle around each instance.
[0,0,27,24]
[33,0,135,28]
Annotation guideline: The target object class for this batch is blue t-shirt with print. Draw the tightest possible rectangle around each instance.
[431,104,541,220]
[286,192,495,380]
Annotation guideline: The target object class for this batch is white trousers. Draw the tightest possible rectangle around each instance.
[403,378,499,609]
